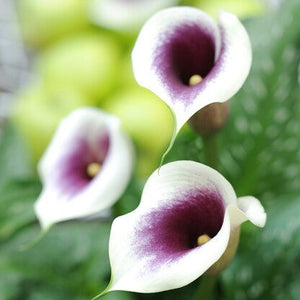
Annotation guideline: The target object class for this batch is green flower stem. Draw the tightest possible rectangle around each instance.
[193,275,217,300]
[18,224,53,251]
[202,134,219,170]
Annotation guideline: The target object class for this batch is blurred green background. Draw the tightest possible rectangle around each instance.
[0,0,299,299]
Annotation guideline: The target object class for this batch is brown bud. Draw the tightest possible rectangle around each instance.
[188,101,230,137]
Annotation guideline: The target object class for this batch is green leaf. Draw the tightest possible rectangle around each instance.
[0,221,133,300]
[114,175,146,215]
[0,179,41,239]
[218,0,300,197]
[221,194,300,300]
[0,123,34,186]
[0,271,22,300]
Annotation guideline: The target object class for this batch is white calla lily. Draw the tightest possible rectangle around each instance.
[34,107,134,230]
[89,0,178,32]
[99,161,266,295]
[132,6,252,135]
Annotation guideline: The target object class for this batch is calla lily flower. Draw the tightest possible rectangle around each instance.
[34,107,134,230]
[89,0,178,32]
[132,7,252,135]
[100,161,266,294]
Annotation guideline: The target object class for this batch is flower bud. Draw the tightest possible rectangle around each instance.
[188,101,230,137]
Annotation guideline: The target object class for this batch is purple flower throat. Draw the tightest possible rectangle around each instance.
[54,133,110,196]
[155,23,216,89]
[136,188,225,265]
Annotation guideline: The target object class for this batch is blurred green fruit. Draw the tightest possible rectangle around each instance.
[13,82,89,164]
[118,52,141,89]
[36,31,121,103]
[89,0,179,33]
[103,87,174,177]
[16,0,90,48]
[194,0,266,19]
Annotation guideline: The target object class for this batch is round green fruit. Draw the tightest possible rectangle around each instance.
[102,87,174,176]
[13,82,89,164]
[194,0,266,19]
[36,31,121,102]
[17,0,90,48]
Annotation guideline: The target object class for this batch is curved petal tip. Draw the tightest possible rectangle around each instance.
[237,196,267,227]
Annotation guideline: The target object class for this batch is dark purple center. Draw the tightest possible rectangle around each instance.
[135,188,224,267]
[154,23,216,102]
[54,133,110,196]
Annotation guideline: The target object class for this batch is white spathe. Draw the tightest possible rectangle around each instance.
[132,7,252,133]
[103,161,266,294]
[34,107,134,230]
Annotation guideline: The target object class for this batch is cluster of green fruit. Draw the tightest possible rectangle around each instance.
[12,0,265,177]
[13,0,174,177]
